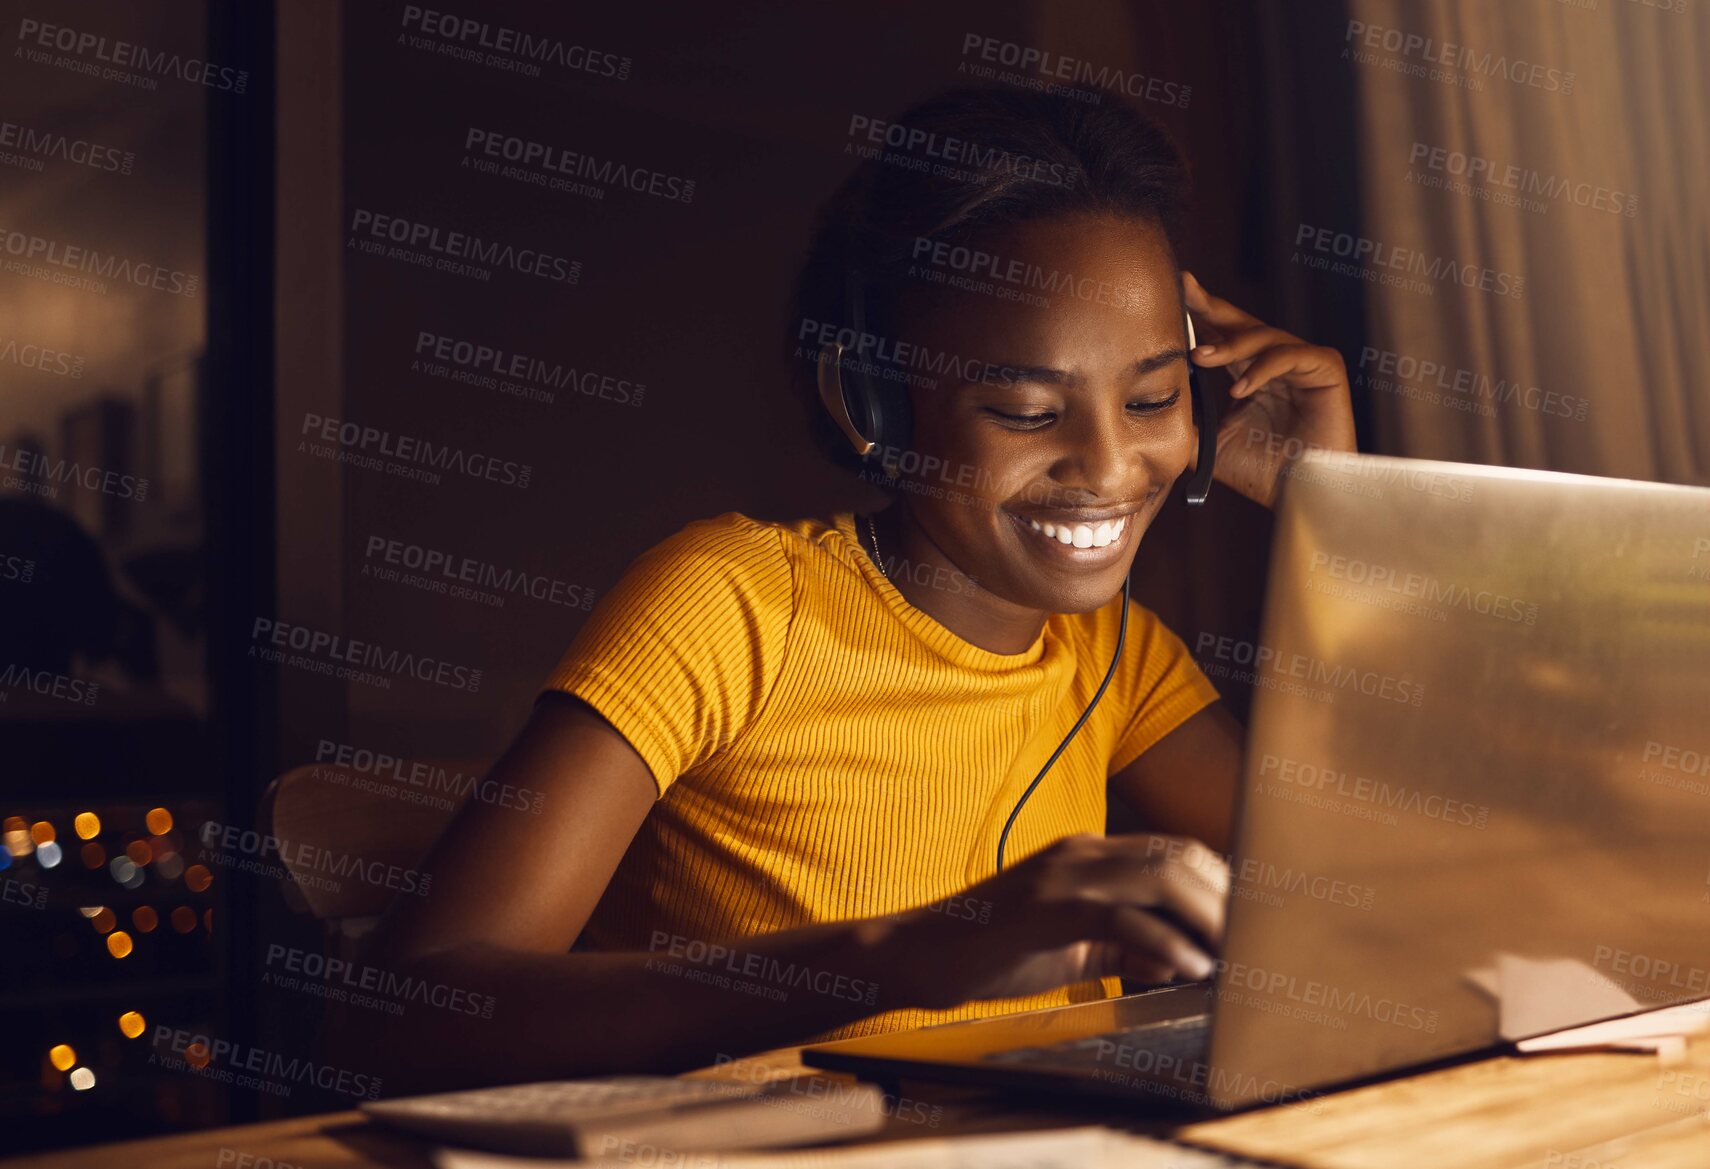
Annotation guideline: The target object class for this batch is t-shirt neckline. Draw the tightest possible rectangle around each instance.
[831,511,1052,671]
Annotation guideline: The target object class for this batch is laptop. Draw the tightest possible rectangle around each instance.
[804,451,1710,1112]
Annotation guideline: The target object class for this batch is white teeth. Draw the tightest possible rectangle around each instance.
[1024,514,1129,549]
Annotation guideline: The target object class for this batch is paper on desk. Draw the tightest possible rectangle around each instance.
[433,1126,1260,1169]
[1465,953,1709,1053]
[1516,1003,1709,1057]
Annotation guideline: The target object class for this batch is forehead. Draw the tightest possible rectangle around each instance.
[897,213,1184,368]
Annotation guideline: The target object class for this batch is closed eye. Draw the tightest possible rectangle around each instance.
[1130,389,1182,415]
[985,390,1182,429]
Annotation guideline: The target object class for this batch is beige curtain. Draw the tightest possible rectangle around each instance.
[1349,0,1710,485]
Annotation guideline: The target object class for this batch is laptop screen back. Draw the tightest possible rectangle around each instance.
[1205,453,1710,1107]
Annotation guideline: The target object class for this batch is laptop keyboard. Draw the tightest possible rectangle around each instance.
[982,1013,1212,1071]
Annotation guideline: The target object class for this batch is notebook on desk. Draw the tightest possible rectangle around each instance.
[362,1074,886,1157]
[804,452,1710,1111]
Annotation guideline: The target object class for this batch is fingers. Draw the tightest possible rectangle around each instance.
[1106,904,1217,982]
[1120,956,1180,986]
[1075,938,1181,986]
[1182,273,1304,387]
[1181,270,1262,332]
[1227,343,1346,400]
[1140,868,1227,957]
[1188,325,1298,372]
[1176,842,1231,900]
[1073,837,1228,958]
[1128,836,1229,945]
[962,832,1232,1000]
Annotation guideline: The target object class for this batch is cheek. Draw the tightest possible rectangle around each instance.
[1074,413,1199,483]
[910,406,998,480]
[1140,400,1200,476]
[1162,412,1198,471]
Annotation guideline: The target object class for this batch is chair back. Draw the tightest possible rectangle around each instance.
[258,757,488,940]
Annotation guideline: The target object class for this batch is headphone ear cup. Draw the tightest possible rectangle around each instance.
[840,257,915,478]
[834,345,877,444]
[836,345,904,476]
[866,378,913,478]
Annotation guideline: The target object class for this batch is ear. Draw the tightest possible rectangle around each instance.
[816,341,876,456]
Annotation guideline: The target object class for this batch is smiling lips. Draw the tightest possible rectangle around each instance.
[1022,514,1128,549]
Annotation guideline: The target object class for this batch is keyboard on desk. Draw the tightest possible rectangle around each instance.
[982,1013,1212,1073]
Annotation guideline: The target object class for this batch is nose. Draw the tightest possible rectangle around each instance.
[1047,401,1148,501]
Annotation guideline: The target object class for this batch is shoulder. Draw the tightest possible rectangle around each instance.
[621,511,796,593]
[542,514,808,793]
[631,511,866,590]
[642,510,788,562]
[584,511,864,642]
[545,512,802,697]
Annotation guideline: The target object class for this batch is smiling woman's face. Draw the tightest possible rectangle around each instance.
[898,212,1195,616]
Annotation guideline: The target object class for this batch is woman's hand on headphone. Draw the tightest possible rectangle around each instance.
[886,832,1229,1011]
[1182,271,1358,509]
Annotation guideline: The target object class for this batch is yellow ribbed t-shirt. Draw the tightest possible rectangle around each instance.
[540,510,1219,1040]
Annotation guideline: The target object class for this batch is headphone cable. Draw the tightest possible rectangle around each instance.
[995,574,1131,872]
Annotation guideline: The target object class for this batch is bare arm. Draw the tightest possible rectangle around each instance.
[334,695,1232,1094]
[1109,700,1244,855]
[337,694,907,1092]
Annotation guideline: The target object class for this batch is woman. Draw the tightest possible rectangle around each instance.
[352,87,1355,1091]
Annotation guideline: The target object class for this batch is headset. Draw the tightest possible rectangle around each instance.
[816,261,1218,872]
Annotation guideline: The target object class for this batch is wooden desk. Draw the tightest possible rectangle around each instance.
[20,1036,1710,1169]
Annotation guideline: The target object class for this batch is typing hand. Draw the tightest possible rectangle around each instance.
[889,833,1229,1010]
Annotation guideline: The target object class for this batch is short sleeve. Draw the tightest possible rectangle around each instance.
[1105,600,1222,778]
[539,513,795,797]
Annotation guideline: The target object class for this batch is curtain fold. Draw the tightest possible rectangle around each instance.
[1348,0,1709,484]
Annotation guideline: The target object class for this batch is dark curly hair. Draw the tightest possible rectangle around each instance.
[786,85,1192,484]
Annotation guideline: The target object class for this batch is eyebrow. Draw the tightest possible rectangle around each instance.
[982,347,1188,389]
